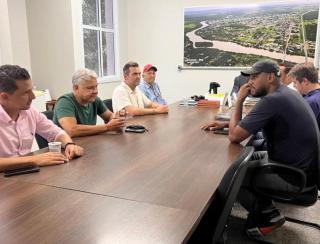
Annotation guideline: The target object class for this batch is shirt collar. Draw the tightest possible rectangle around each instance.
[141,80,152,88]
[0,104,15,123]
[142,80,158,90]
[122,81,136,94]
[0,104,29,124]
[304,88,320,98]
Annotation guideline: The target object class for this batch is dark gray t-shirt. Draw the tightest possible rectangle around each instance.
[239,85,317,174]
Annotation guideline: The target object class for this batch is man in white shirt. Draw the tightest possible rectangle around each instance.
[112,61,169,116]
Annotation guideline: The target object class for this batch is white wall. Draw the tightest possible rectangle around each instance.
[4,0,310,103]
[25,0,128,100]
[0,0,13,64]
[0,0,31,70]
[26,0,76,98]
[126,0,283,104]
[7,0,32,71]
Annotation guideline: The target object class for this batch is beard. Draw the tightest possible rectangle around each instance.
[251,87,267,97]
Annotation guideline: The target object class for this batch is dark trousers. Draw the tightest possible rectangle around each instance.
[218,151,299,214]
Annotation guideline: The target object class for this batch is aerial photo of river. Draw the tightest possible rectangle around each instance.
[184,0,319,67]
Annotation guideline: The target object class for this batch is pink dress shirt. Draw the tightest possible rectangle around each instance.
[0,105,66,157]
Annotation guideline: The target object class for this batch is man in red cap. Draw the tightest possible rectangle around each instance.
[112,61,168,116]
[138,64,167,105]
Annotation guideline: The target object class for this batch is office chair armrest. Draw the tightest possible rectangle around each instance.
[252,162,307,201]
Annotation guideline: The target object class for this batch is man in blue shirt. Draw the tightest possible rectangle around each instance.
[289,62,320,128]
[138,64,167,105]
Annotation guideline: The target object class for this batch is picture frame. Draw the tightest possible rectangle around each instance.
[184,0,319,68]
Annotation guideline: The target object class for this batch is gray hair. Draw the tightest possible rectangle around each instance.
[72,68,98,86]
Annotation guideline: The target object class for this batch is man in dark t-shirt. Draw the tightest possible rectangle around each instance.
[225,60,318,238]
[238,85,317,173]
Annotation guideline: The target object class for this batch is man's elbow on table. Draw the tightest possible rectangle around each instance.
[228,126,250,144]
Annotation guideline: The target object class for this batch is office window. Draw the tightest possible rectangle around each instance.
[82,0,116,78]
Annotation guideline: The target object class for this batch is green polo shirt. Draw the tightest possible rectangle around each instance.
[53,93,107,127]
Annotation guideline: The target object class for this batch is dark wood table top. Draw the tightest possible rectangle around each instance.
[1,104,245,243]
[0,179,197,244]
[5,104,244,212]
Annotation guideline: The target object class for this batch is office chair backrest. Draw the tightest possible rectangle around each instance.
[103,99,113,112]
[35,110,54,149]
[211,146,255,243]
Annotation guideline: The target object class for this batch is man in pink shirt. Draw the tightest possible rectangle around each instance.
[0,64,84,171]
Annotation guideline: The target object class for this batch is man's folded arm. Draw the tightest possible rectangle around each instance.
[58,117,110,137]
[124,105,157,116]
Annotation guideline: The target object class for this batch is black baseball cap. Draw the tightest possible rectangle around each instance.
[241,60,280,77]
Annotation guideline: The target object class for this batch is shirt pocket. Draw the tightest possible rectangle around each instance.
[18,117,36,154]
[20,133,34,153]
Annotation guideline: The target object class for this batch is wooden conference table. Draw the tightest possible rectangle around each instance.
[0,104,244,244]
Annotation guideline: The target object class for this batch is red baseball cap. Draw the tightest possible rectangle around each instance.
[143,64,157,73]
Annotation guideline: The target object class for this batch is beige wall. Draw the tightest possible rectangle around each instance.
[25,0,128,100]
[125,0,292,103]
[0,0,13,65]
[8,0,31,71]
[2,0,318,102]
[0,0,31,70]
[26,0,76,98]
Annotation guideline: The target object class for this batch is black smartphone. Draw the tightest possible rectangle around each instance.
[125,127,145,133]
[4,165,40,177]
[125,125,147,133]
[213,128,229,135]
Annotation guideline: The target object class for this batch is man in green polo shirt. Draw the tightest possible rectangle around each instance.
[53,68,125,137]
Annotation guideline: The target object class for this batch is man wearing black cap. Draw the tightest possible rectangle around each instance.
[208,59,318,238]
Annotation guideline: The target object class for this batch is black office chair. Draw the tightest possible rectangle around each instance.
[103,99,113,112]
[187,146,255,244]
[247,131,267,151]
[35,110,54,149]
[251,163,319,230]
[210,146,255,243]
[251,111,320,231]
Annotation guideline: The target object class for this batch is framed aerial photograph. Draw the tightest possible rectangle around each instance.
[184,0,319,67]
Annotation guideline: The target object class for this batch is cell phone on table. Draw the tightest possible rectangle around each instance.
[125,125,147,133]
[213,128,229,135]
[4,165,40,177]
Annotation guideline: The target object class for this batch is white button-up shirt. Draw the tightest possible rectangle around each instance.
[112,82,151,112]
